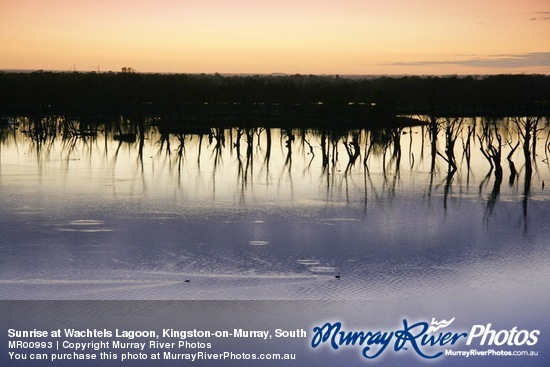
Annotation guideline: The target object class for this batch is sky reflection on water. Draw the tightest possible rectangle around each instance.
[0,117,549,303]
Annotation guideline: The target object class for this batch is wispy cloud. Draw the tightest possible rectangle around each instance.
[530,11,550,21]
[386,52,550,68]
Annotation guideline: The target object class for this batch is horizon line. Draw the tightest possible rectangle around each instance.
[1,68,549,78]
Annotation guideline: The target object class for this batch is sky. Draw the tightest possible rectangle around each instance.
[1,0,549,75]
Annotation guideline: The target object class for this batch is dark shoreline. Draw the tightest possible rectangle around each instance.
[1,72,549,129]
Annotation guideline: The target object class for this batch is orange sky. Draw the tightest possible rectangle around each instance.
[1,0,549,74]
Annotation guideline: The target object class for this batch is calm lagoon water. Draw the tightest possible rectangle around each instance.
[0,116,548,305]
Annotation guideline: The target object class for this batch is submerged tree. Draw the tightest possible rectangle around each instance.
[477,119,503,179]
[514,117,539,177]
[438,118,462,212]
[512,117,540,233]
[342,130,361,173]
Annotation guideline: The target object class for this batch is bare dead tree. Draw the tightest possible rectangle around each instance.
[407,126,414,170]
[342,130,361,173]
[320,129,329,170]
[428,115,441,175]
[426,115,441,200]
[513,116,539,177]
[363,130,375,172]
[210,128,225,173]
[437,117,461,175]
[513,116,539,234]
[436,118,462,212]
[283,128,294,171]
[504,134,520,187]
[477,119,503,180]
[461,120,475,172]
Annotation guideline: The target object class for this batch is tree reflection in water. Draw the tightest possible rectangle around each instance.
[2,115,549,231]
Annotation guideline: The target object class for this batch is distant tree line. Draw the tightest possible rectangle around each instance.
[0,71,548,117]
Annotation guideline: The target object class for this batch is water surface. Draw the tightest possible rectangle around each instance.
[0,116,548,305]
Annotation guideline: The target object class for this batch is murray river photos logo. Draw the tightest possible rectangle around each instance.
[310,318,540,360]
